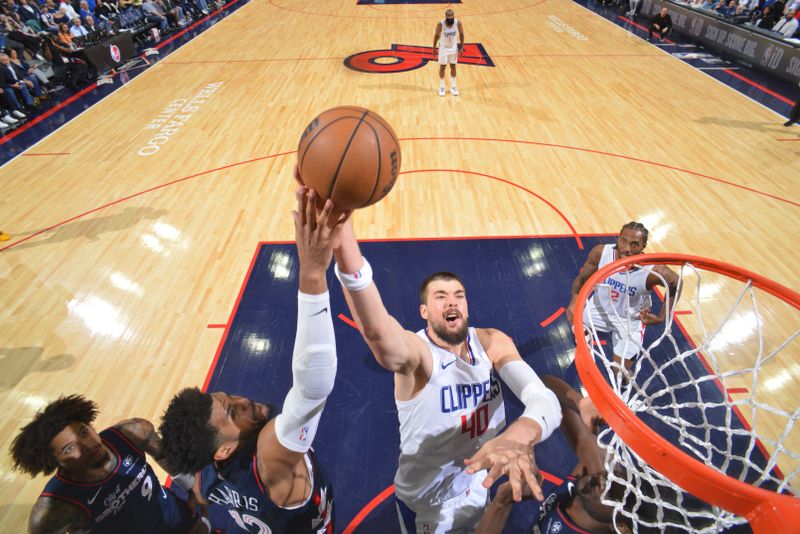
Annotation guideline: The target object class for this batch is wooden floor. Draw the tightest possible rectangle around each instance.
[1,0,797,529]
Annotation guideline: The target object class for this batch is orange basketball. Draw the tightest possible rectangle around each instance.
[297,106,401,210]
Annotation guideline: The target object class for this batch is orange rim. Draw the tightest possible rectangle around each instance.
[573,253,800,532]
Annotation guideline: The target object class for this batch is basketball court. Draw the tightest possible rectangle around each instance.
[1,0,797,531]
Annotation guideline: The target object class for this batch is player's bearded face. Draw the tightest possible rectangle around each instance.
[576,471,614,524]
[431,314,469,345]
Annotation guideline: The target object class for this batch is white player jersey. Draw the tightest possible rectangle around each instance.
[439,19,459,51]
[586,244,653,322]
[394,327,506,508]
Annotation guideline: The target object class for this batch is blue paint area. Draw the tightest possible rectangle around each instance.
[573,0,800,120]
[205,236,761,533]
[0,0,251,165]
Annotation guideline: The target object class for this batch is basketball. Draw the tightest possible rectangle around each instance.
[296,106,401,210]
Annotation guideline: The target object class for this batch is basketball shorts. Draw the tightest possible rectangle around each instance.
[396,472,489,534]
[438,48,458,65]
[583,305,645,361]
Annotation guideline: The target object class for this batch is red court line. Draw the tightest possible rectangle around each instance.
[402,137,799,207]
[342,484,395,534]
[723,69,795,106]
[617,15,675,44]
[402,169,584,250]
[593,339,608,346]
[201,242,262,392]
[540,307,565,327]
[207,323,226,328]
[674,310,693,315]
[727,387,749,394]
[0,151,295,252]
[0,83,97,145]
[21,152,70,156]
[338,314,358,329]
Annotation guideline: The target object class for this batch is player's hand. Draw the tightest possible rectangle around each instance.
[638,308,662,325]
[566,302,575,324]
[578,396,604,434]
[457,43,464,56]
[432,47,437,58]
[292,186,352,276]
[464,418,544,501]
[494,478,537,505]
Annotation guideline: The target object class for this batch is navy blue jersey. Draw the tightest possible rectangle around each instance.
[41,427,194,533]
[200,448,333,533]
[532,476,596,534]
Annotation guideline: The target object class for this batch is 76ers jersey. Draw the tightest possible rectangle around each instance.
[200,449,333,533]
[41,427,193,533]
[532,476,590,534]
[394,327,506,508]
[439,19,458,51]
[586,245,653,323]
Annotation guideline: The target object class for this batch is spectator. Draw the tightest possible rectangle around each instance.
[8,48,49,92]
[58,0,79,22]
[755,4,781,26]
[78,0,92,22]
[157,0,187,27]
[141,0,169,31]
[627,0,642,17]
[783,83,800,126]
[44,30,90,89]
[649,6,673,41]
[38,3,60,33]
[117,0,144,30]
[0,52,36,112]
[0,88,26,122]
[717,0,738,17]
[18,0,40,26]
[69,16,89,37]
[2,11,45,58]
[83,14,99,33]
[772,8,799,36]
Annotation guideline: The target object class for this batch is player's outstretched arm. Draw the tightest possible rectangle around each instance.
[458,21,464,52]
[540,375,605,477]
[641,265,680,325]
[433,22,441,55]
[258,188,350,505]
[466,330,562,502]
[566,244,604,323]
[333,220,427,375]
[28,496,87,534]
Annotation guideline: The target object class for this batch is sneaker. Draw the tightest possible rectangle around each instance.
[201,8,209,13]
[784,120,795,127]
[450,86,459,96]
[438,86,445,97]
[12,110,26,119]
[2,114,18,124]
[0,232,10,242]
[0,119,10,128]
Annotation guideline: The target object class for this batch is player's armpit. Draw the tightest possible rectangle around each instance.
[29,496,87,534]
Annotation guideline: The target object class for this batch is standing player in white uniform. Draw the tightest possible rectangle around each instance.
[433,9,464,97]
[566,222,679,374]
[333,220,562,533]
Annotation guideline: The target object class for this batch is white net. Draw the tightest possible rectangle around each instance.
[577,259,800,533]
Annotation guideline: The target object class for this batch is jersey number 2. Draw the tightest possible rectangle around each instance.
[461,404,489,438]
[228,510,272,534]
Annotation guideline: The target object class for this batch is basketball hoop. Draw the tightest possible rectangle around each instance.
[573,253,800,533]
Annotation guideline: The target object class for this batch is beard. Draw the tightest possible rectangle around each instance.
[431,317,469,345]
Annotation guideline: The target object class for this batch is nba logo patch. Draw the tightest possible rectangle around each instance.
[123,455,134,467]
[109,44,121,63]
[299,425,309,441]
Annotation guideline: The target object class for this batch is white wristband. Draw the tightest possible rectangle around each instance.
[334,257,373,292]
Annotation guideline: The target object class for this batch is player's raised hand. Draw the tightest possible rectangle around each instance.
[464,418,544,502]
[292,186,352,279]
[638,308,662,325]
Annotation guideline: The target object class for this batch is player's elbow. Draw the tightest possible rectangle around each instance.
[293,344,337,400]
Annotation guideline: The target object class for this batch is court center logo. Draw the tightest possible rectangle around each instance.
[344,43,494,74]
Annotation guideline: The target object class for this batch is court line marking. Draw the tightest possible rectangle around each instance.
[267,0,547,19]
[3,136,796,253]
[540,307,566,327]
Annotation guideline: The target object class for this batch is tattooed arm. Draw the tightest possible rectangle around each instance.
[29,496,88,534]
[113,418,173,473]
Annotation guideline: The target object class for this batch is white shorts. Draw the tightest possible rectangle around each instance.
[396,473,489,534]
[438,49,458,65]
[583,305,645,360]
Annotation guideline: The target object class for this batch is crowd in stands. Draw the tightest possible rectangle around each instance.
[597,0,800,39]
[681,0,800,37]
[0,0,222,131]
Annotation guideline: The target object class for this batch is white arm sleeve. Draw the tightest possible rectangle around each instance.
[498,360,562,442]
[274,291,337,453]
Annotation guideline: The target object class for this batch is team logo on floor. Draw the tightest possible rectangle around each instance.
[344,43,494,73]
